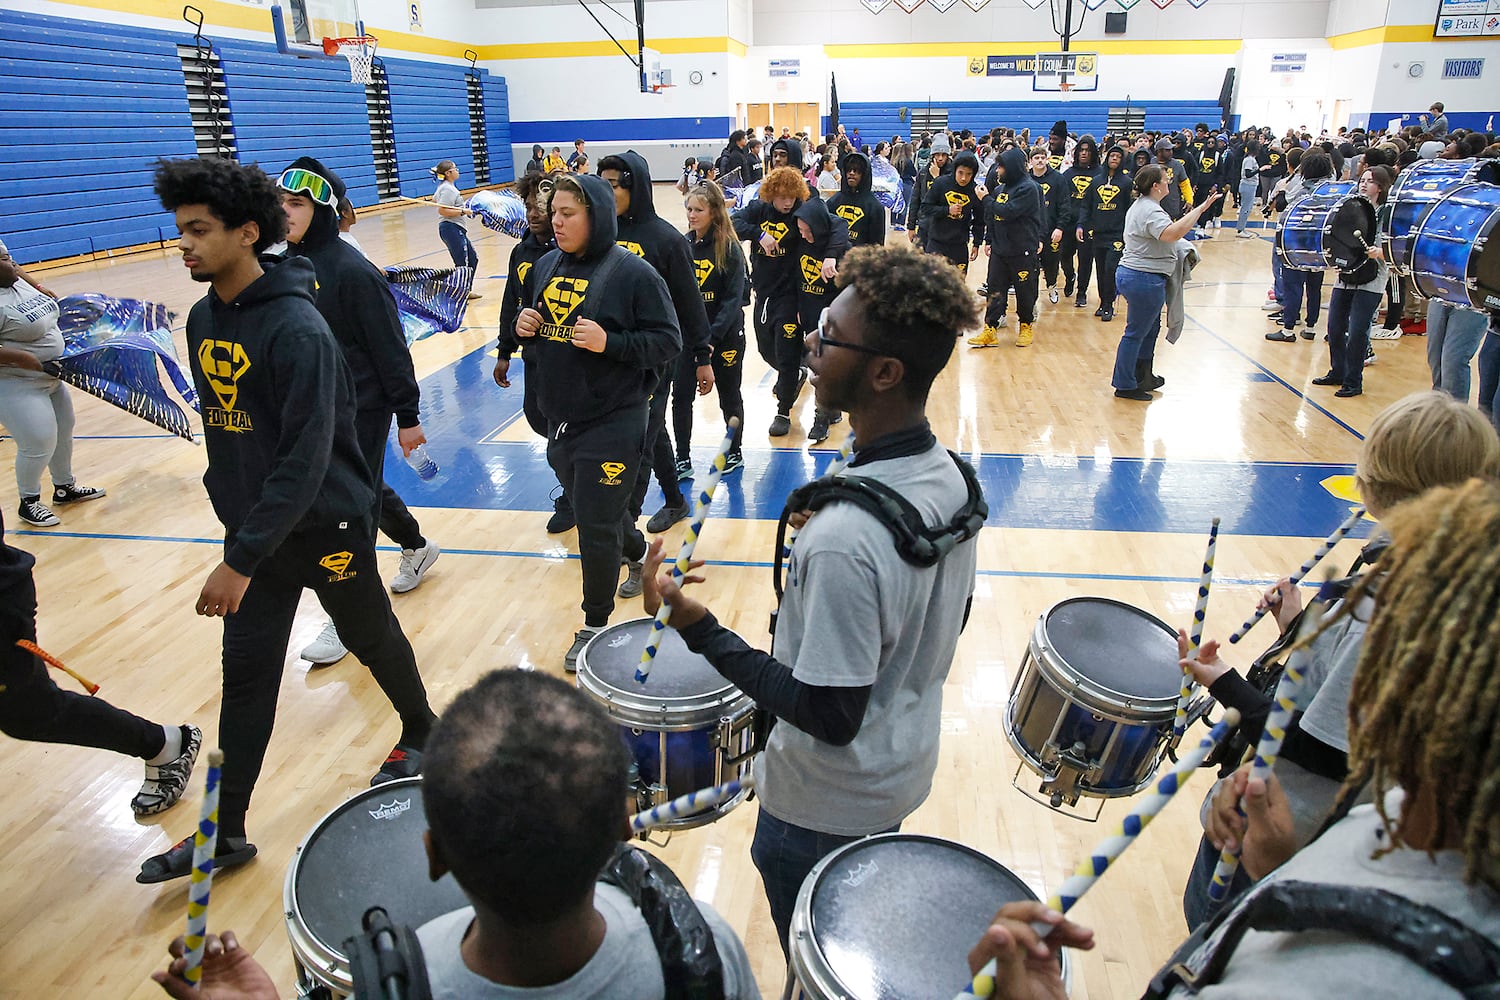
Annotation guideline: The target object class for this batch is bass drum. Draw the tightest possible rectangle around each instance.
[787,834,1071,1000]
[1408,181,1500,312]
[1387,157,1500,276]
[1276,181,1376,273]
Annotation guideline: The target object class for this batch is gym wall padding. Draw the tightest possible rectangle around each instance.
[0,8,516,265]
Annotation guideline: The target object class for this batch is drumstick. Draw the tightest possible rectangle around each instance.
[182,749,225,986]
[780,433,856,566]
[1208,580,1330,902]
[958,710,1240,999]
[1174,518,1221,740]
[629,774,755,833]
[1227,506,1364,644]
[636,418,741,684]
[15,640,99,695]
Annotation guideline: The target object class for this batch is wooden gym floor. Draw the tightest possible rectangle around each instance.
[0,190,1440,998]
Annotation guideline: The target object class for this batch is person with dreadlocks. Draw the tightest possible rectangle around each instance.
[1177,390,1500,929]
[968,474,1500,999]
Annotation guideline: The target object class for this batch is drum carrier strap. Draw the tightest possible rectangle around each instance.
[528,245,632,325]
[600,843,727,1000]
[1143,880,1500,999]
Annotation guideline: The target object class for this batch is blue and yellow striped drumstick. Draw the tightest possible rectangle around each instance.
[1228,506,1364,643]
[1174,517,1221,740]
[957,710,1239,999]
[636,418,740,683]
[629,774,755,833]
[182,748,224,985]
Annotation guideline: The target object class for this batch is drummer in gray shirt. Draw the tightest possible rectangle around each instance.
[643,243,983,959]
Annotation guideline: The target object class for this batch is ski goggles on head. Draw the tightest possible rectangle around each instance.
[277,168,337,207]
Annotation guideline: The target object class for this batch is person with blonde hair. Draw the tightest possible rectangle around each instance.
[1176,389,1500,928]
[677,181,747,475]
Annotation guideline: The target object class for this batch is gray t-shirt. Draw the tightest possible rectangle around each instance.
[435,180,467,229]
[758,440,979,835]
[1120,196,1176,276]
[1177,791,1500,998]
[416,884,760,999]
[0,277,64,376]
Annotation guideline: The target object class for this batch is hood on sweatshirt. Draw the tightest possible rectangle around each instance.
[1102,144,1129,175]
[995,146,1030,185]
[600,150,659,224]
[839,152,873,197]
[771,137,807,172]
[794,199,833,247]
[1072,136,1100,171]
[280,155,345,250]
[555,174,620,262]
[952,150,981,182]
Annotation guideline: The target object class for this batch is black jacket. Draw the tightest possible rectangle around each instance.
[1060,137,1099,230]
[516,174,681,427]
[793,198,849,318]
[1031,165,1065,234]
[186,257,375,576]
[687,230,747,345]
[827,152,886,248]
[612,150,712,366]
[525,145,545,175]
[497,229,555,360]
[983,147,1043,257]
[283,156,421,428]
[731,174,853,301]
[1082,147,1134,238]
[906,156,950,231]
[921,151,985,248]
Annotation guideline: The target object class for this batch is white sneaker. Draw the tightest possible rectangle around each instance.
[301,621,348,665]
[391,541,440,593]
[1370,327,1402,340]
[1048,287,1060,304]
[997,315,1008,328]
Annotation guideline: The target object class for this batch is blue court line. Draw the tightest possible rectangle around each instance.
[4,527,1326,587]
[1184,313,1365,441]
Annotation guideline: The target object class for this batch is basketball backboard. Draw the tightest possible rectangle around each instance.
[271,0,363,58]
[1033,51,1099,93]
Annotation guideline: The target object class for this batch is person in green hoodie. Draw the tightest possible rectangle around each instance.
[143,156,439,883]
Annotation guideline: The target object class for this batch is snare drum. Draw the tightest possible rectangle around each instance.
[1409,182,1500,312]
[788,834,1070,1000]
[1387,158,1500,276]
[285,779,467,998]
[1276,182,1375,273]
[576,618,755,829]
[1005,597,1183,808]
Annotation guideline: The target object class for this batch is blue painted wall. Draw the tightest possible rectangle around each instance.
[0,9,515,264]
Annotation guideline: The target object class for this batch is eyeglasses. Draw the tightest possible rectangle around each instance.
[813,308,888,359]
[277,168,336,207]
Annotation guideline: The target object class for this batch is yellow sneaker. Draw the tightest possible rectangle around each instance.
[1015,323,1034,347]
[967,325,1000,348]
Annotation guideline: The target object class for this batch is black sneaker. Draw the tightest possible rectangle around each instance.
[768,414,792,437]
[1312,373,1340,386]
[564,627,600,672]
[18,497,58,527]
[52,483,105,505]
[1093,304,1107,317]
[1064,277,1076,298]
[1265,330,1298,343]
[617,559,644,598]
[674,458,693,481]
[646,501,691,533]
[137,835,257,884]
[722,452,744,475]
[808,413,831,444]
[546,490,575,533]
[1114,388,1153,401]
[1140,373,1165,391]
[1099,307,1114,322]
[1074,294,1088,308]
[371,744,422,785]
[977,282,990,297]
[132,725,202,816]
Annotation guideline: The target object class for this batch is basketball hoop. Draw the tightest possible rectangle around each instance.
[324,34,378,84]
[1059,80,1075,93]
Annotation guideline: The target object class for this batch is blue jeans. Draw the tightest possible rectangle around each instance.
[1479,325,1500,433]
[1426,299,1488,402]
[750,808,899,960]
[1236,178,1258,230]
[438,220,477,270]
[1326,286,1380,391]
[1271,246,1285,306]
[1113,266,1166,389]
[1182,832,1251,931]
[1280,268,1323,329]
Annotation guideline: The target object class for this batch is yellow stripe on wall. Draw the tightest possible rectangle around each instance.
[1327,23,1457,49]
[825,38,1242,59]
[472,36,736,60]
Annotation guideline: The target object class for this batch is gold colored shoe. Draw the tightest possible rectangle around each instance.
[967,325,1000,348]
[1015,323,1034,347]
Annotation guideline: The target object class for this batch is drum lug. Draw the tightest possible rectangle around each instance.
[1039,741,1102,807]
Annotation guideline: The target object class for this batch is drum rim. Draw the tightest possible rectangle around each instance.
[575,617,749,725]
[283,776,425,993]
[1031,597,1182,716]
[787,833,1070,998]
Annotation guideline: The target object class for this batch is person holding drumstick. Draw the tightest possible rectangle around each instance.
[1311,165,1393,398]
[970,477,1500,999]
[641,242,983,961]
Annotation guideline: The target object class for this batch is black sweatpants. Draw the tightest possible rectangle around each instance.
[0,579,164,759]
[672,331,746,462]
[1042,230,1073,289]
[521,353,572,514]
[352,409,425,551]
[219,521,435,838]
[1068,230,1094,296]
[984,251,1040,326]
[632,366,687,519]
[1094,237,1125,305]
[925,239,969,276]
[754,294,806,415]
[549,406,649,628]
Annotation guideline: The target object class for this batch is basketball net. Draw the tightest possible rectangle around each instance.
[325,35,378,85]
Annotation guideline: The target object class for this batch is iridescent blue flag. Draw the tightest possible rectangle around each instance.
[734,180,762,210]
[385,265,474,344]
[54,295,198,442]
[870,155,907,223]
[466,189,529,239]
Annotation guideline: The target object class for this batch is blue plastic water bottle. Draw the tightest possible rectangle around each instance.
[405,444,439,481]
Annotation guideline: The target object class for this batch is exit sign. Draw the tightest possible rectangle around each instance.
[1443,57,1485,78]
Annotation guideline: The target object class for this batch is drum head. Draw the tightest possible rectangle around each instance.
[800,835,1042,999]
[289,779,467,966]
[578,618,737,706]
[1043,598,1182,702]
[1326,196,1377,269]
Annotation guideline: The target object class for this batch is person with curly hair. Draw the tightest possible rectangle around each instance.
[140,157,438,883]
[639,242,983,959]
